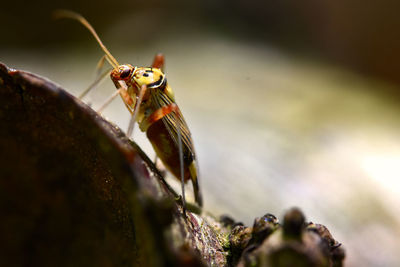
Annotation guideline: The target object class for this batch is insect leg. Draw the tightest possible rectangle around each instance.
[97,80,133,113]
[189,163,202,207]
[127,84,147,138]
[153,154,167,177]
[79,55,112,99]
[79,68,112,99]
[95,54,107,77]
[140,103,179,131]
[151,53,165,71]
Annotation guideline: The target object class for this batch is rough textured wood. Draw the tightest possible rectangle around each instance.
[0,62,345,266]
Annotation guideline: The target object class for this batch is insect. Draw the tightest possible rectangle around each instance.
[54,10,202,209]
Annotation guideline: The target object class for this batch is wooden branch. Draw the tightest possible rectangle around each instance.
[0,62,345,267]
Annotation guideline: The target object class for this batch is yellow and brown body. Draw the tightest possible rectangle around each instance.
[55,11,202,208]
[111,66,202,206]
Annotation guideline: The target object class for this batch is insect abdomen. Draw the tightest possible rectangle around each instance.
[146,119,193,182]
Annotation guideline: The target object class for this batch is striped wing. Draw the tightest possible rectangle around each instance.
[150,88,196,161]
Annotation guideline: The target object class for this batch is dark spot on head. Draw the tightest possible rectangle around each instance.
[120,67,131,78]
[143,73,149,77]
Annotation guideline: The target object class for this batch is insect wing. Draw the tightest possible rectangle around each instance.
[150,89,195,161]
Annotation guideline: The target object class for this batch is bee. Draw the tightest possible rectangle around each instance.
[54,10,202,209]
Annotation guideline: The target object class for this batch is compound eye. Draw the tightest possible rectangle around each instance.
[119,66,131,79]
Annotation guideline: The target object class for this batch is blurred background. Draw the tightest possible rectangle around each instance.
[1,1,400,266]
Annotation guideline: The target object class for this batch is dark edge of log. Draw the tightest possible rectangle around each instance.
[0,62,345,267]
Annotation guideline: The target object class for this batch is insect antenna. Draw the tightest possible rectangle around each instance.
[53,10,120,69]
